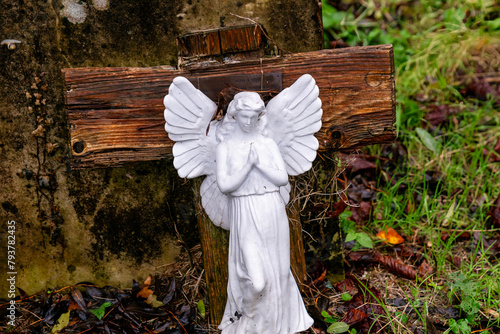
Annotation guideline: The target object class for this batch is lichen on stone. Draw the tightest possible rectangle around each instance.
[61,0,88,24]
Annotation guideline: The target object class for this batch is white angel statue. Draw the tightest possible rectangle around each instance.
[164,74,322,334]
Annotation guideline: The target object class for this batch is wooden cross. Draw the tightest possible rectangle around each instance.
[63,25,395,325]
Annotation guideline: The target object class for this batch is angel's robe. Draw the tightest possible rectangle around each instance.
[218,137,313,334]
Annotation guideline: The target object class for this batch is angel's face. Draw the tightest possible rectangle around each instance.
[235,108,259,133]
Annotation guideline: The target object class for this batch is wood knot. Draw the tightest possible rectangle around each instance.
[325,126,345,149]
[72,140,86,154]
[365,71,383,87]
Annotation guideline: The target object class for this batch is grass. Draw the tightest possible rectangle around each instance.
[322,0,500,332]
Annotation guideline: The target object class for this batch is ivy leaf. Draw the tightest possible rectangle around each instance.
[327,321,350,333]
[89,302,113,320]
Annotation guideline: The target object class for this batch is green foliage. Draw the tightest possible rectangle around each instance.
[327,321,350,333]
[341,211,373,249]
[322,0,500,332]
[415,127,441,154]
[448,318,471,334]
[341,292,352,301]
[89,302,113,320]
[197,299,206,318]
[339,211,355,233]
[321,311,350,334]
[322,310,338,323]
[449,273,481,317]
[345,231,373,249]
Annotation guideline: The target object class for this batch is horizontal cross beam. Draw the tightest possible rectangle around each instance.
[63,44,395,169]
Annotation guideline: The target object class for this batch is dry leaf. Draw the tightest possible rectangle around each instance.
[377,227,404,245]
[137,287,154,299]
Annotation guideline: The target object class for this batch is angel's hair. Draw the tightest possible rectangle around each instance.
[217,92,267,142]
[227,92,266,117]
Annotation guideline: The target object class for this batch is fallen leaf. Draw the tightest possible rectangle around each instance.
[70,288,87,312]
[143,275,152,286]
[373,253,417,280]
[377,227,405,245]
[137,287,154,299]
[416,127,441,154]
[51,311,70,333]
[473,232,500,254]
[332,278,357,294]
[426,105,452,127]
[347,251,376,263]
[89,302,113,320]
[465,78,499,101]
[351,158,377,174]
[146,294,163,308]
[417,260,434,279]
[446,255,462,267]
[340,309,369,325]
[162,279,176,305]
[327,321,350,333]
[487,193,500,228]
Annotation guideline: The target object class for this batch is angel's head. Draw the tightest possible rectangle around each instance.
[227,92,266,133]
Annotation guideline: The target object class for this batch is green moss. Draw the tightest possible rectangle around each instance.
[67,264,76,273]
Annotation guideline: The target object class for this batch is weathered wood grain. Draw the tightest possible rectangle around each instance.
[64,44,395,169]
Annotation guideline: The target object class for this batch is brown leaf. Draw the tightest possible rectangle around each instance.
[70,288,88,312]
[326,200,347,219]
[373,253,417,280]
[348,251,376,263]
[465,79,499,101]
[441,230,471,241]
[351,158,377,174]
[351,201,372,223]
[332,278,357,294]
[426,105,451,127]
[143,275,152,286]
[417,260,434,279]
[487,193,500,228]
[447,255,462,267]
[484,137,500,162]
[340,309,369,325]
[472,232,500,254]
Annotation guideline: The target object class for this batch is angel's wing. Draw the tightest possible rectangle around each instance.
[164,77,230,229]
[265,74,322,176]
[164,77,218,178]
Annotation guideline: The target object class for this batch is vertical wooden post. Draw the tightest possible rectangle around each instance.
[193,177,230,324]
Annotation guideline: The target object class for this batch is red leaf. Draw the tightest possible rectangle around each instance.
[340,309,369,325]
